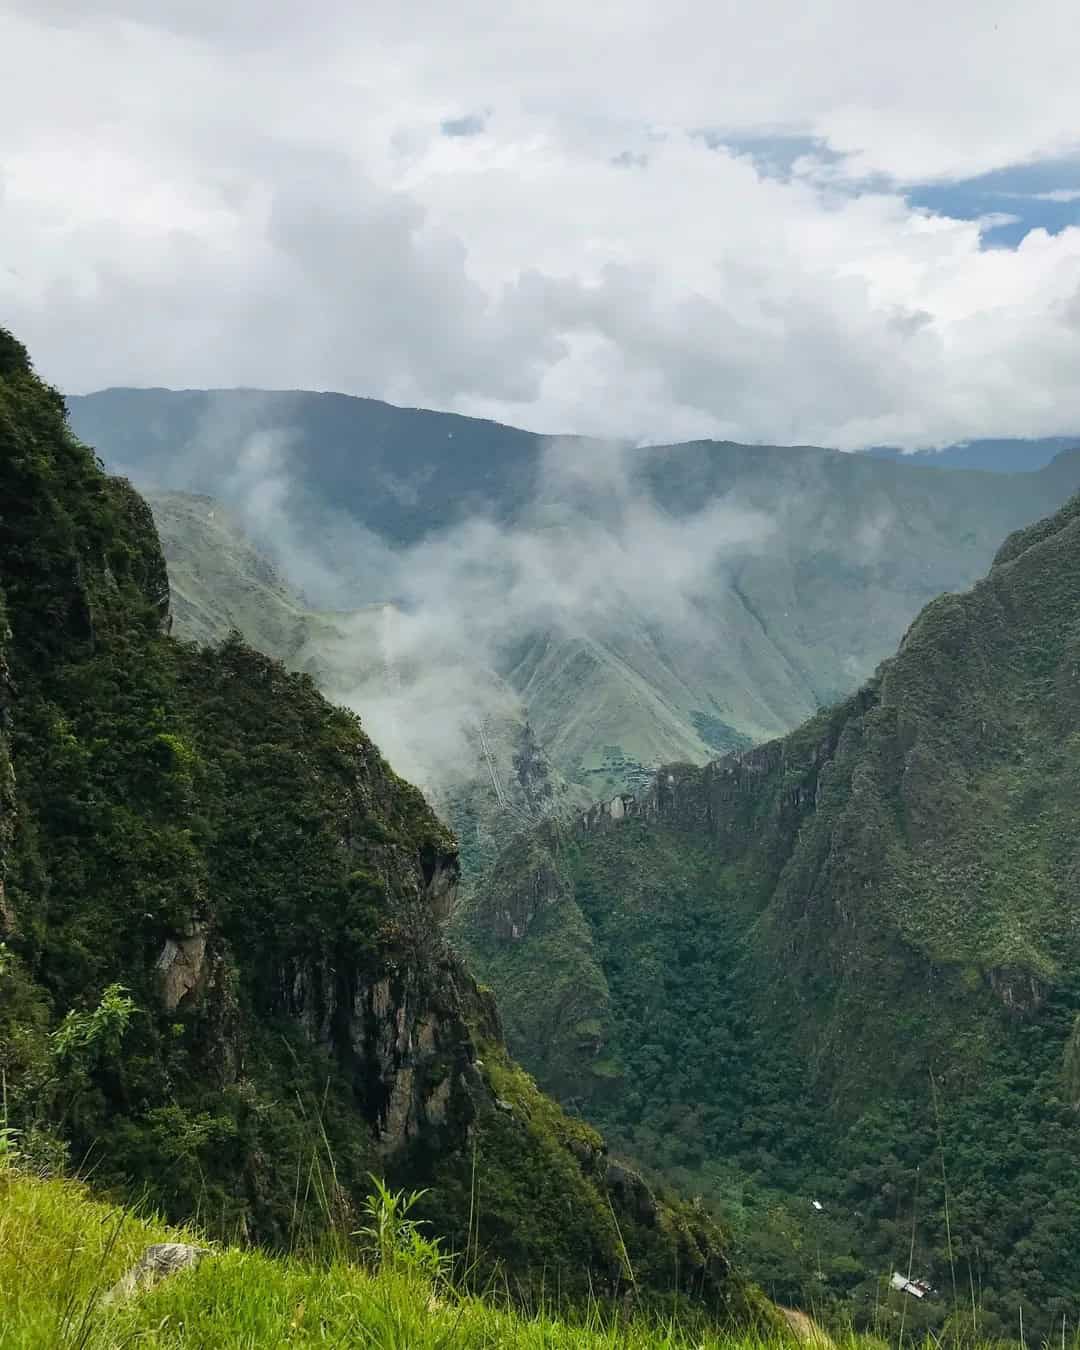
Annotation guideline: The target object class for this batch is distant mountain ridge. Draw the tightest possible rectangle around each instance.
[69,386,1080,480]
[867,435,1080,473]
[68,388,1080,801]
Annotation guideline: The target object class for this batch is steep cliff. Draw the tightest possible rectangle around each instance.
[0,328,759,1321]
[462,493,1080,1333]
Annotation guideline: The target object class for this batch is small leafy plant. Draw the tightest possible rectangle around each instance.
[353,1175,450,1284]
[51,984,135,1068]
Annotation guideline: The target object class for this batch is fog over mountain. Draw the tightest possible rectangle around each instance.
[71,389,1080,806]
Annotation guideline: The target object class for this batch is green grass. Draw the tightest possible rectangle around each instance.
[0,1170,822,1350]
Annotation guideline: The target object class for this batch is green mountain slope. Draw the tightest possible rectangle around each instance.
[0,329,760,1320]
[67,389,1080,798]
[461,493,1080,1335]
[143,490,587,878]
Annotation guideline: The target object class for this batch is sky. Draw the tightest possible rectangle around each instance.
[3,1,1080,449]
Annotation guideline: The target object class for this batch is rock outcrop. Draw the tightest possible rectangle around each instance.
[103,1243,210,1304]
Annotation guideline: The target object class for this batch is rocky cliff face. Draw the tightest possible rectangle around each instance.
[0,328,760,1321]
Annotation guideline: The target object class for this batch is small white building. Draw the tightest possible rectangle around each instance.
[891,1272,933,1299]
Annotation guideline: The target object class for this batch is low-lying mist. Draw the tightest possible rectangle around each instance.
[115,388,1067,803]
[214,428,776,791]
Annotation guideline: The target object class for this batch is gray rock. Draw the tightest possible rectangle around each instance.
[103,1242,209,1304]
[604,1161,658,1227]
[155,929,208,1011]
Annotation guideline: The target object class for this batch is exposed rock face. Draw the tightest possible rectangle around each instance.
[492,848,567,942]
[579,706,865,850]
[987,966,1047,1015]
[422,852,459,923]
[155,928,208,1012]
[604,1161,658,1227]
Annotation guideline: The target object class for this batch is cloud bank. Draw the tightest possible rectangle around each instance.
[3,2,1080,448]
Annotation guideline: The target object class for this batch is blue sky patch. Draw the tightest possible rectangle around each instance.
[694,130,847,180]
[698,132,1080,250]
[440,112,488,138]
[907,156,1080,248]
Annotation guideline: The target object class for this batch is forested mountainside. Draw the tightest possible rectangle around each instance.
[69,388,1080,795]
[0,328,763,1322]
[460,492,1080,1337]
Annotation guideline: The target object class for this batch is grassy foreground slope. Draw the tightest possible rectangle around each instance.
[0,326,759,1320]
[462,493,1080,1336]
[1,1170,791,1350]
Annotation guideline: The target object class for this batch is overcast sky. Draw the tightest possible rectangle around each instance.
[3,0,1080,448]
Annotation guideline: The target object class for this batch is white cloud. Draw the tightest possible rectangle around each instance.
[2,2,1080,447]
[314,437,776,789]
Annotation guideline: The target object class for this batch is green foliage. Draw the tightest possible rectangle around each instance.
[691,711,754,754]
[0,327,31,378]
[354,1176,450,1283]
[461,493,1080,1338]
[51,984,135,1067]
[1062,1014,1080,1108]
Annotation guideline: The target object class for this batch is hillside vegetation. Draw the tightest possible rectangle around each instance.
[0,326,758,1323]
[461,492,1080,1338]
[143,489,356,666]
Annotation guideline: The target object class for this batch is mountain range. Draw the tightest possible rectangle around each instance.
[867,436,1080,473]
[68,389,1080,805]
[42,373,1080,1336]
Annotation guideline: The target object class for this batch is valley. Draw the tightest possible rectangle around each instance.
[89,385,1080,1340]
[462,497,1080,1337]
[4,330,1080,1342]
